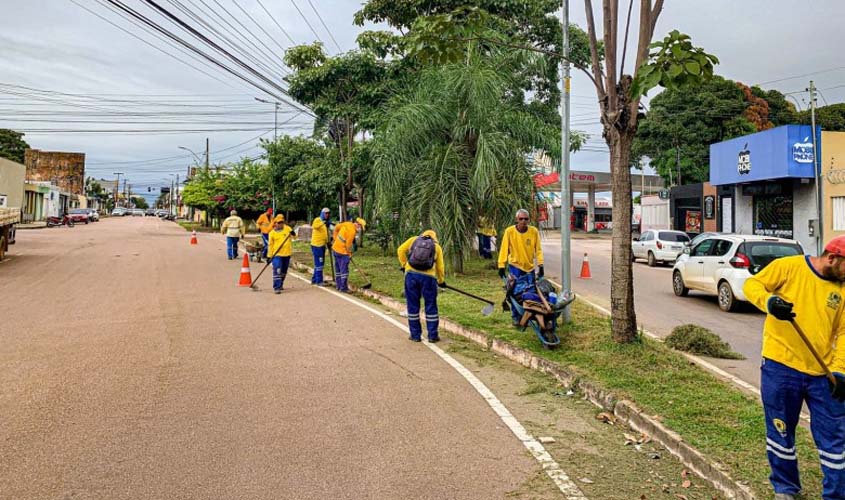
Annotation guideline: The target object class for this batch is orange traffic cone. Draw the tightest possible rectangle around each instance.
[578,252,592,279]
[190,230,198,245]
[238,254,252,287]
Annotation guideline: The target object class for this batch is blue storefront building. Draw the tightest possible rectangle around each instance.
[710,125,821,253]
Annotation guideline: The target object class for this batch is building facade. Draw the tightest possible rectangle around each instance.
[24,149,86,196]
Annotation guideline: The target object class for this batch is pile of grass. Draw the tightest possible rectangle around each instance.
[666,324,746,360]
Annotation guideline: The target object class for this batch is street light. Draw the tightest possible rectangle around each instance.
[254,97,280,139]
[178,146,204,166]
[113,172,124,209]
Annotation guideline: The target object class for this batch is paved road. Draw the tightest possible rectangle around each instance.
[541,234,765,389]
[0,218,544,499]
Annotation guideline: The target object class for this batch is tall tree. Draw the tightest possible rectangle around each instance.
[263,135,342,217]
[0,129,29,163]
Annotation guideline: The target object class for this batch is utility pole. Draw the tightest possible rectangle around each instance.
[175,174,180,218]
[809,80,823,255]
[205,137,210,168]
[559,0,572,322]
[113,172,123,208]
[255,97,279,213]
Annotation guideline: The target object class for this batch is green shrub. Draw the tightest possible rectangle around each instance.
[666,324,746,359]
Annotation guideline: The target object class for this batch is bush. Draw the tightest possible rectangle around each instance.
[665,324,746,359]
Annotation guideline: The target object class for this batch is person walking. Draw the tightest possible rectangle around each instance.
[255,207,273,258]
[221,209,245,260]
[397,230,446,343]
[477,216,496,259]
[744,236,845,500]
[331,217,365,293]
[497,209,544,326]
[310,208,331,285]
[268,215,296,294]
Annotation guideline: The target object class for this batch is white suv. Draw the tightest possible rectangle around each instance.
[672,235,803,312]
[632,230,690,266]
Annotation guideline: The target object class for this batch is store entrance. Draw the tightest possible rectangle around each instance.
[749,182,793,238]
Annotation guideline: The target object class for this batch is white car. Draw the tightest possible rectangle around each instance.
[111,208,127,216]
[672,235,803,312]
[632,230,690,266]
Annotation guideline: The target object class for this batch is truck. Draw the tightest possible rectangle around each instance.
[0,157,26,261]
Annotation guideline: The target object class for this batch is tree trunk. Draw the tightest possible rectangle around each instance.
[340,186,348,221]
[451,247,464,274]
[608,129,638,343]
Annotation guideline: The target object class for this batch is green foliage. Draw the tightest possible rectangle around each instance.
[798,103,845,131]
[263,135,342,216]
[666,324,745,360]
[182,167,220,212]
[367,217,396,256]
[131,196,149,209]
[631,30,719,100]
[0,128,29,163]
[372,45,555,271]
[181,159,271,221]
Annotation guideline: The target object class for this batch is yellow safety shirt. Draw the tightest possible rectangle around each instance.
[331,221,357,256]
[397,231,445,284]
[478,217,497,237]
[256,213,273,235]
[744,254,845,375]
[268,225,295,258]
[497,225,544,273]
[311,217,330,247]
[221,215,245,238]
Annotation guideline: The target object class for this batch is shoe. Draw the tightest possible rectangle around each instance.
[428,336,440,343]
[274,290,281,295]
[774,494,796,500]
[409,337,422,342]
[228,257,233,260]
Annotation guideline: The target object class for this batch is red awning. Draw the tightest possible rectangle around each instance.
[533,172,559,188]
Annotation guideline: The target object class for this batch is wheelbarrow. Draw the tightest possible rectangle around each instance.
[240,237,266,263]
[504,273,575,350]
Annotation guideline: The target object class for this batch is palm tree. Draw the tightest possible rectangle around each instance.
[372,44,559,272]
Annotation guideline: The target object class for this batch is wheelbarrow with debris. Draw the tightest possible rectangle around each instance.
[503,273,575,350]
[240,236,266,263]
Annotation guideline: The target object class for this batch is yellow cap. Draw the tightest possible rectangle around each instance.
[355,217,367,230]
[273,214,285,223]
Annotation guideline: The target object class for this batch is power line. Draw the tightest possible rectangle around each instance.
[229,0,290,58]
[287,0,324,47]
[254,0,297,46]
[756,66,845,86]
[304,0,342,52]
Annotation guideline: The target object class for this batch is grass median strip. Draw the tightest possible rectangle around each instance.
[296,242,824,498]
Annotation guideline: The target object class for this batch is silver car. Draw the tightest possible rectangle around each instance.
[632,230,690,266]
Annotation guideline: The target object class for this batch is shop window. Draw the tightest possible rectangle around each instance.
[833,197,845,231]
[754,194,793,239]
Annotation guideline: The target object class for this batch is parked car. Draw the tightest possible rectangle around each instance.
[130,209,145,217]
[67,209,91,224]
[632,230,690,266]
[145,208,156,216]
[86,208,100,221]
[687,231,720,248]
[111,208,125,216]
[672,235,803,312]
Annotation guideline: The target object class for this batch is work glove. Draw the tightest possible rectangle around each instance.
[438,281,447,289]
[767,296,796,321]
[830,373,845,402]
[498,268,506,279]
[399,266,405,273]
[538,265,544,278]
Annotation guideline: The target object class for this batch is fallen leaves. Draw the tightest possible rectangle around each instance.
[596,411,617,425]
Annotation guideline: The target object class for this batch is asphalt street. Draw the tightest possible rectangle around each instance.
[1,218,544,500]
[540,234,766,389]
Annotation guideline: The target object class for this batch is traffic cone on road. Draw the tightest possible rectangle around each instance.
[578,253,592,279]
[190,230,198,245]
[238,254,252,287]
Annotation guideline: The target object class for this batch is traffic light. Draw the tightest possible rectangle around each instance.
[148,187,152,192]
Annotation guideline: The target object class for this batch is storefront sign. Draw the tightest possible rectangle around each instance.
[710,125,818,185]
[658,189,670,200]
[827,169,845,185]
[685,210,702,233]
[704,196,715,219]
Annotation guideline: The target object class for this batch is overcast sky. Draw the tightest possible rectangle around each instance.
[2,0,845,202]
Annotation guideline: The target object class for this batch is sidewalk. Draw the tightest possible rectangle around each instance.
[16,221,47,229]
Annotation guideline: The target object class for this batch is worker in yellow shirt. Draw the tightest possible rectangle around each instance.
[477,216,496,259]
[331,217,365,293]
[255,208,273,259]
[744,235,845,500]
[397,230,446,343]
[267,214,296,294]
[310,208,331,285]
[220,209,245,260]
[497,209,544,326]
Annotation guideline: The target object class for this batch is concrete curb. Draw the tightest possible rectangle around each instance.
[291,258,756,499]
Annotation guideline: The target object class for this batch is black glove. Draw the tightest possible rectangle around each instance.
[498,268,506,279]
[767,296,796,321]
[538,265,544,278]
[399,266,405,273]
[438,281,447,289]
[830,373,845,402]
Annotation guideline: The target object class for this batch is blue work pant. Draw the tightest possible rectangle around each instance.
[226,236,239,259]
[478,234,492,259]
[334,252,350,291]
[405,271,439,341]
[311,245,325,284]
[272,256,291,291]
[761,358,845,499]
[508,265,530,323]
[261,233,269,257]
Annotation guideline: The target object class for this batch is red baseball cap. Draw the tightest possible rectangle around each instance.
[824,236,845,256]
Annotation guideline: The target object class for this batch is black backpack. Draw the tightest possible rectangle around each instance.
[408,235,436,270]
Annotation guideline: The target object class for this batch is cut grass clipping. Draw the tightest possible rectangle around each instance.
[666,324,746,360]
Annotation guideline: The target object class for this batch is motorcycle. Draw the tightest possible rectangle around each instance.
[46,214,75,227]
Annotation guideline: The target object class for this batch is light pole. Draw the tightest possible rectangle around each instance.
[559,0,573,322]
[113,172,123,209]
[254,97,280,139]
[168,173,176,216]
[178,146,205,166]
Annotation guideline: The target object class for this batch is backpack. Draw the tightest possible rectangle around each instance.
[408,235,436,270]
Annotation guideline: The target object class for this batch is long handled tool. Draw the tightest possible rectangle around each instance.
[348,257,372,289]
[325,222,335,283]
[788,318,837,385]
[442,284,494,316]
[250,232,293,291]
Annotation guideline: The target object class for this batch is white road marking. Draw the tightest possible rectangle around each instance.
[289,272,587,499]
